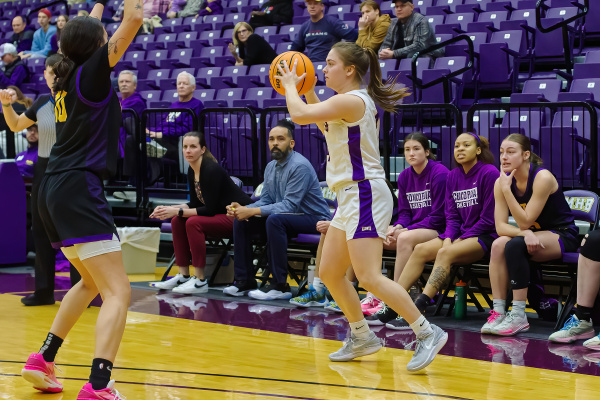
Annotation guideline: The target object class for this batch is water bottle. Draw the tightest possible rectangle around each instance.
[454,280,467,320]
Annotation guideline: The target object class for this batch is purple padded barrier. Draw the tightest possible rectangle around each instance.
[0,161,26,264]
[564,190,600,225]
[161,222,172,234]
[521,79,562,102]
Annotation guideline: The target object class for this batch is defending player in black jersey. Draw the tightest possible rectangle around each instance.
[20,0,142,397]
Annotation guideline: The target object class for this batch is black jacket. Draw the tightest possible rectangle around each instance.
[186,156,251,216]
[239,34,278,66]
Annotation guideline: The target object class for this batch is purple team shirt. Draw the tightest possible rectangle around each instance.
[440,161,498,241]
[15,145,38,180]
[395,160,449,233]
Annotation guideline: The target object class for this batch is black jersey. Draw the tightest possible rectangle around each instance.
[511,163,575,231]
[46,43,121,180]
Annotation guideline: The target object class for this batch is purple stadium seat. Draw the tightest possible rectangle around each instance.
[122,50,145,69]
[379,59,399,81]
[572,63,600,79]
[314,86,335,100]
[146,69,171,86]
[140,90,163,102]
[435,0,464,11]
[425,15,445,30]
[486,1,511,12]
[146,49,170,68]
[279,24,301,38]
[199,46,226,65]
[476,10,508,30]
[194,89,216,102]
[161,89,180,102]
[434,55,472,82]
[167,48,195,68]
[521,79,562,102]
[255,26,278,37]
[275,42,293,54]
[413,0,434,14]
[327,4,351,18]
[398,57,431,79]
[215,88,246,107]
[499,110,543,149]
[197,66,222,82]
[156,33,185,51]
[444,12,475,32]
[436,33,454,45]
[568,78,600,101]
[177,31,199,47]
[203,14,225,28]
[585,50,600,63]
[510,9,536,27]
[469,111,495,139]
[234,87,274,108]
[225,13,246,25]
[199,30,222,42]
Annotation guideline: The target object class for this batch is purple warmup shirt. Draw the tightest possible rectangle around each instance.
[440,161,498,241]
[395,160,449,233]
[157,98,204,137]
[15,145,38,180]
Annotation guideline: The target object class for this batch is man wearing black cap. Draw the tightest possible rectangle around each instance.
[379,0,442,60]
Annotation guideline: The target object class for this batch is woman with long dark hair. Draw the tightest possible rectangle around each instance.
[49,14,68,55]
[273,42,447,371]
[149,131,251,293]
[19,0,142,397]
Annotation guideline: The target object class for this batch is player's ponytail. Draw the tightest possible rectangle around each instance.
[54,16,105,92]
[53,56,75,93]
[331,42,409,113]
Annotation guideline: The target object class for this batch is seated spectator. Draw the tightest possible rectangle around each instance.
[113,0,170,21]
[15,124,38,182]
[11,16,34,53]
[379,0,442,61]
[228,22,277,66]
[356,0,391,53]
[549,230,600,349]
[290,0,358,62]
[49,15,68,56]
[249,0,293,29]
[6,85,33,112]
[0,43,29,89]
[77,10,89,17]
[114,70,147,201]
[167,0,205,18]
[19,9,57,59]
[197,0,223,17]
[118,70,146,156]
[146,71,203,160]
[223,119,331,300]
[149,131,252,293]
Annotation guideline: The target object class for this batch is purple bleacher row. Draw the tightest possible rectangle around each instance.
[5,0,600,108]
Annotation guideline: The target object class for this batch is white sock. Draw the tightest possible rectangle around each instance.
[493,299,506,315]
[313,277,325,294]
[410,315,431,336]
[512,301,527,318]
[349,319,371,339]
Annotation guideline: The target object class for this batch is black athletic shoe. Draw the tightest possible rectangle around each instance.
[385,315,412,330]
[21,293,55,306]
[366,303,397,326]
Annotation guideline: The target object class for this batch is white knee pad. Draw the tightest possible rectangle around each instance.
[74,234,121,261]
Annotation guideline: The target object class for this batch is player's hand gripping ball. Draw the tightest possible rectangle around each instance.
[269,51,316,96]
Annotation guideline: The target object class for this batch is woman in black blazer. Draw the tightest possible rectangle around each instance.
[228,21,278,66]
[150,131,251,293]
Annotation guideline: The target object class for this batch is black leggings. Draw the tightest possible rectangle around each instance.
[580,230,600,262]
[505,236,535,290]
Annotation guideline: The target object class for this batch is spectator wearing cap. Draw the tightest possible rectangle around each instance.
[0,43,29,89]
[379,0,443,60]
[290,0,358,62]
[19,9,57,59]
[11,16,34,53]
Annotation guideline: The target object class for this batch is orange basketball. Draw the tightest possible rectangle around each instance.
[269,51,316,97]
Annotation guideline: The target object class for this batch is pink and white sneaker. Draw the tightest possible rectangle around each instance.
[493,312,530,336]
[364,300,384,316]
[78,380,126,399]
[481,310,506,334]
[360,292,380,313]
[21,353,63,393]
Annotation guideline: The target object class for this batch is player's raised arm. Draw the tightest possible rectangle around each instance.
[107,0,143,67]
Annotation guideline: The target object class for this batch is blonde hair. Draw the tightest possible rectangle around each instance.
[232,22,253,47]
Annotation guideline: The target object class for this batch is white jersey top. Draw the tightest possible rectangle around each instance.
[324,89,386,192]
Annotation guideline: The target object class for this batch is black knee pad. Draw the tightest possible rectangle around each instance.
[504,236,530,290]
[580,230,600,262]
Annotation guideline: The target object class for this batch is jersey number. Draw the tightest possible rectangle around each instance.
[55,91,67,123]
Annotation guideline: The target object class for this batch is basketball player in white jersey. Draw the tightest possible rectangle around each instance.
[275,42,447,371]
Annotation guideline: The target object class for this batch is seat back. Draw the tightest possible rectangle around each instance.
[564,190,600,226]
